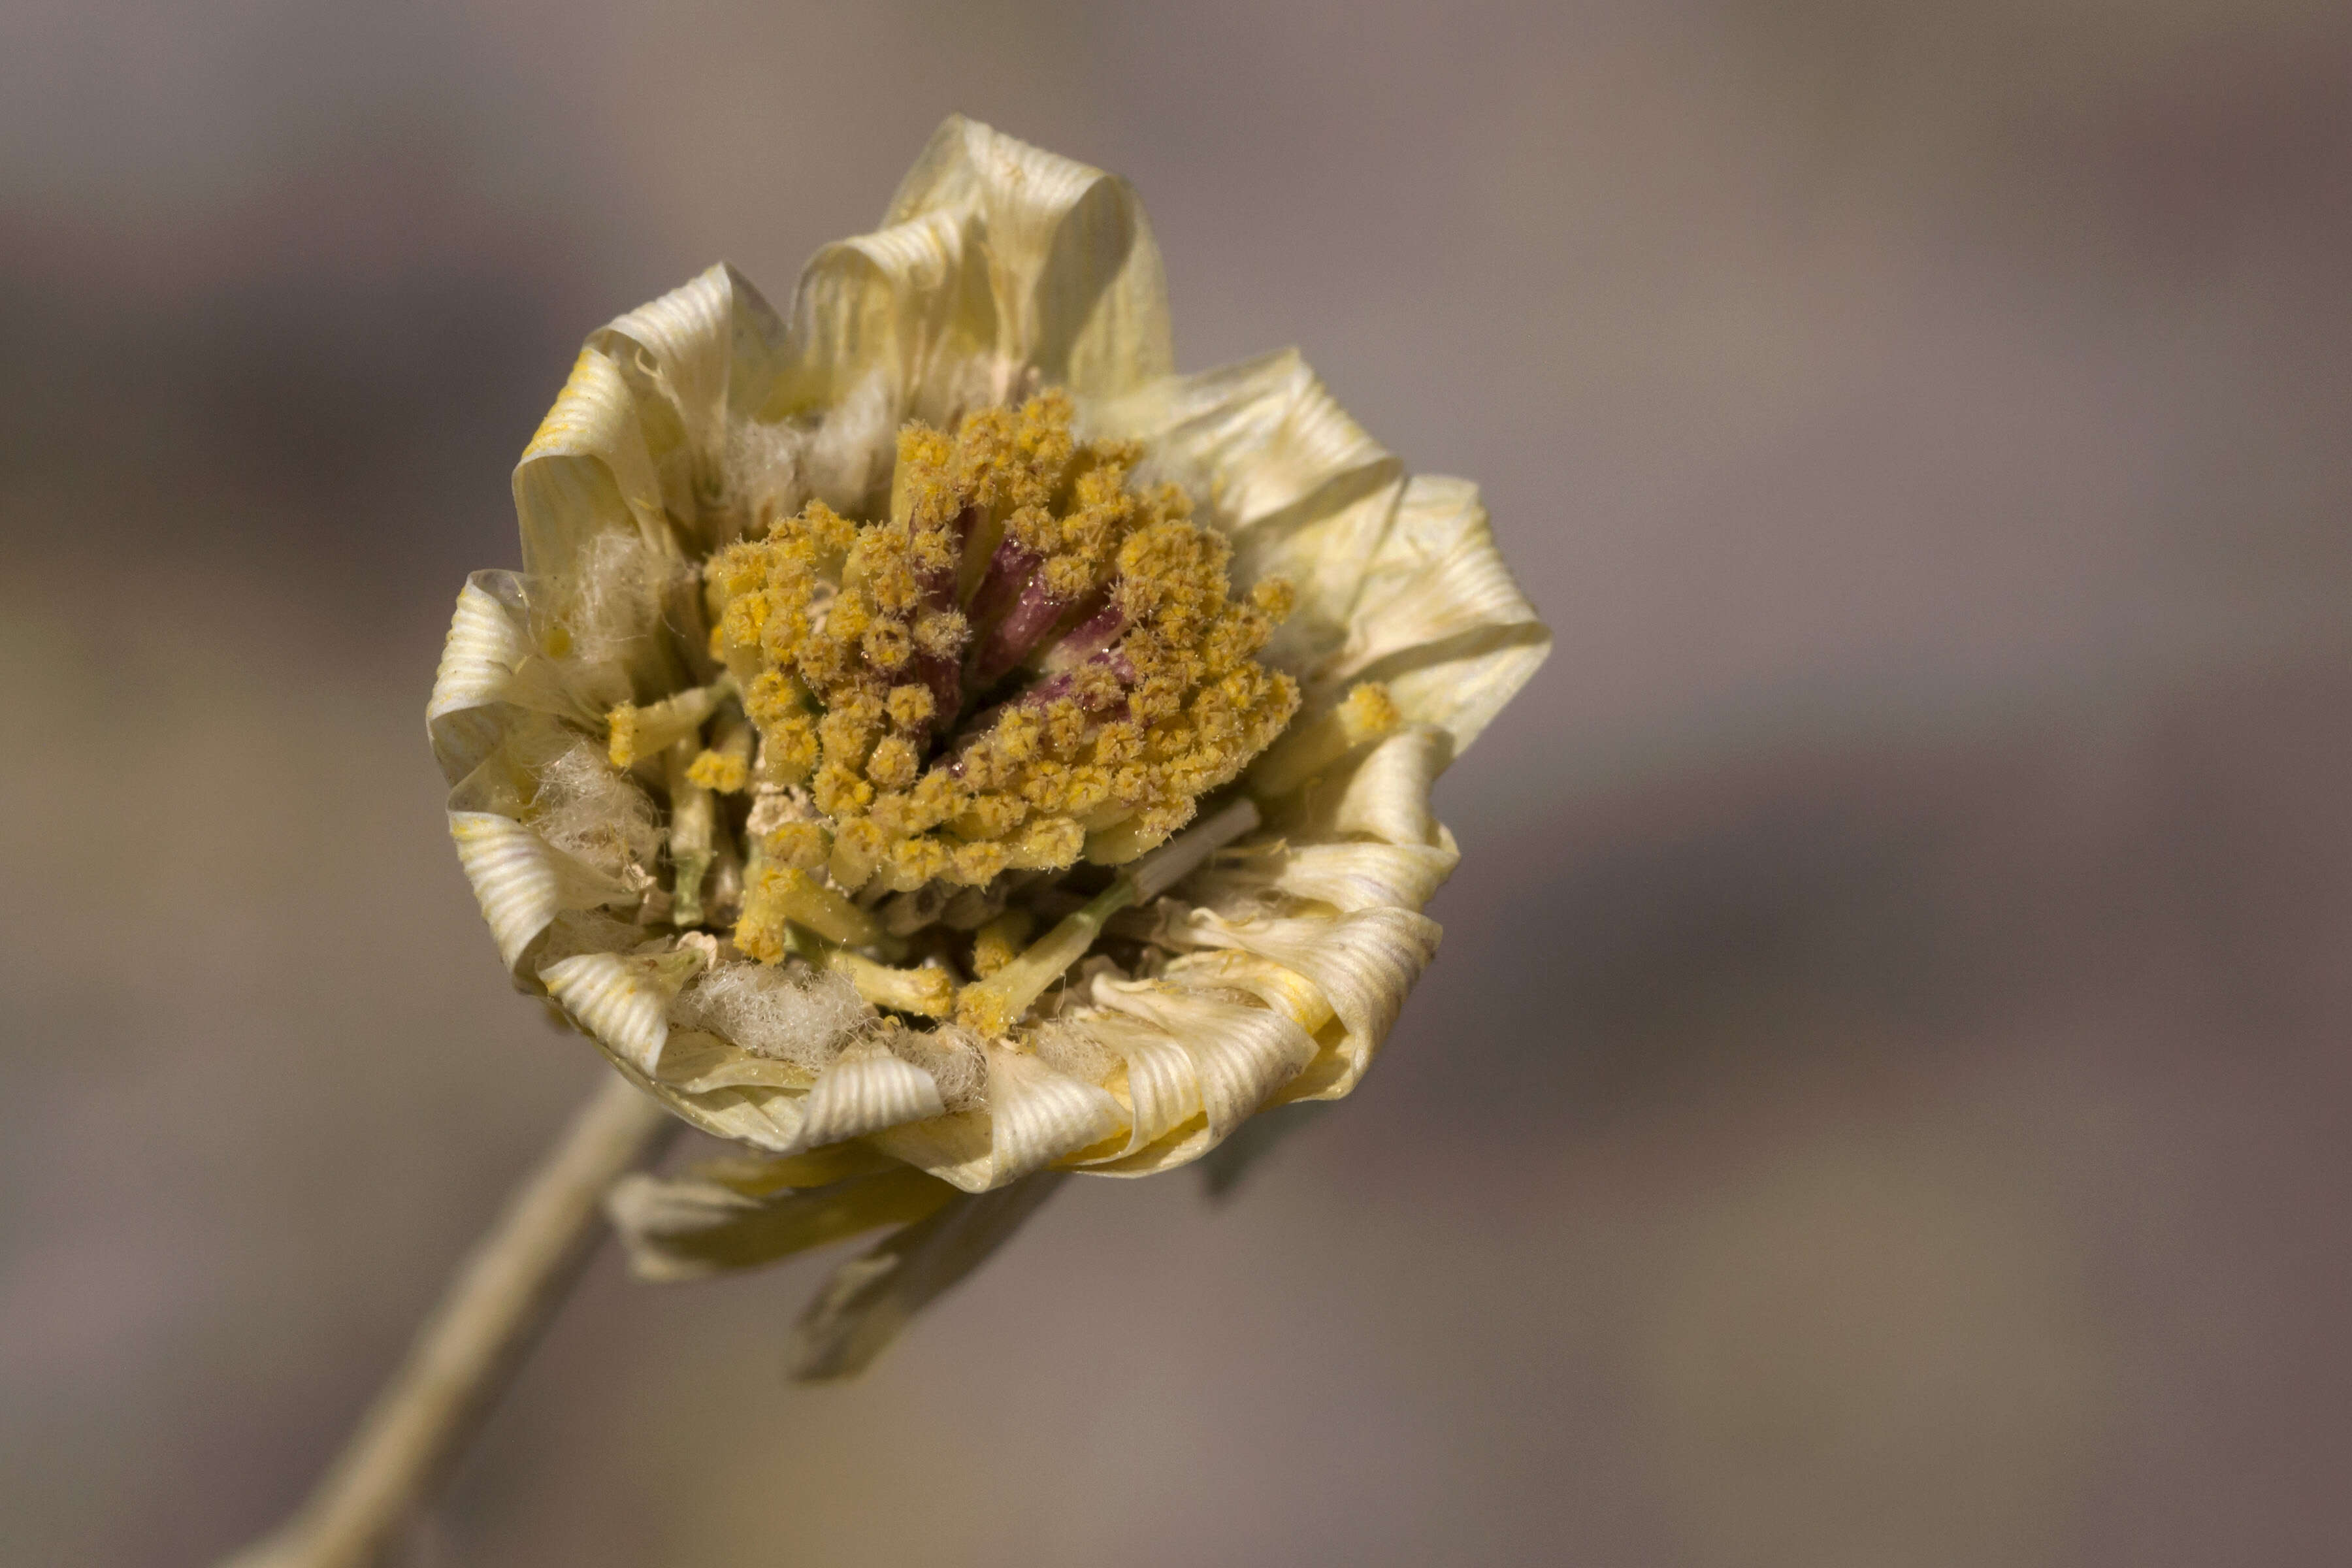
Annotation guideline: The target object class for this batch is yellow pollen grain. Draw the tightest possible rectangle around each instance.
[868,734,919,790]
[887,683,936,730]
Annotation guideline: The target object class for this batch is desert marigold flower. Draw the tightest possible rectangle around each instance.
[427,116,1548,1376]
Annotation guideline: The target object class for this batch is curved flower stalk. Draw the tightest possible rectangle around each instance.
[430,116,1549,1379]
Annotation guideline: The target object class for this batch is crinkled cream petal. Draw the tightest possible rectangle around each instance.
[427,571,610,789]
[513,345,684,590]
[1288,723,1456,849]
[985,1047,1128,1181]
[768,208,1001,437]
[1169,906,1443,1103]
[885,115,1173,399]
[1088,980,1320,1140]
[428,570,534,787]
[1322,474,1550,753]
[1188,834,1462,917]
[627,1073,808,1154]
[448,811,635,977]
[868,1047,1126,1194]
[608,1163,956,1282]
[587,262,787,546]
[763,116,1171,432]
[652,1030,818,1094]
[538,951,687,1075]
[795,1043,949,1152]
[1073,1115,1217,1179]
[787,1171,1068,1382]
[1071,1012,1203,1155]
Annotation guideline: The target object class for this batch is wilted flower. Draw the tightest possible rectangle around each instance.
[428,116,1548,1377]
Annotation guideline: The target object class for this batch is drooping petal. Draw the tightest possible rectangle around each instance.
[1320,474,1550,752]
[607,1162,956,1282]
[627,1075,808,1154]
[983,1046,1128,1181]
[787,1172,1068,1382]
[866,1111,996,1192]
[1066,1115,1215,1180]
[651,1030,819,1094]
[427,571,534,786]
[425,572,610,790]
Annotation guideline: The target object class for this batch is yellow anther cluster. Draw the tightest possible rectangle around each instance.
[709,391,1301,966]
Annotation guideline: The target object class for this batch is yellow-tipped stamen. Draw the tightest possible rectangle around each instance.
[970,908,1035,977]
[664,742,716,928]
[955,797,1260,1036]
[687,714,754,794]
[608,678,732,770]
[706,819,743,923]
[734,865,882,960]
[815,943,956,1019]
[702,392,1301,916]
[1247,681,1399,800]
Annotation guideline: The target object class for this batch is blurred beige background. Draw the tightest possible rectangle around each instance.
[5,1,2351,1563]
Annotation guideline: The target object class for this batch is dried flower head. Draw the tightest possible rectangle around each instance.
[428,117,1548,1375]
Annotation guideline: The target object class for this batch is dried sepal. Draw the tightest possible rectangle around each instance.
[786,1172,1070,1382]
[608,1161,958,1283]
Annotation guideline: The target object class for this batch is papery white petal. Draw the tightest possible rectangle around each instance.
[886,116,1172,399]
[1170,906,1442,1102]
[984,1047,1127,1181]
[514,347,680,580]
[1088,979,1319,1139]
[768,210,1003,457]
[538,951,681,1074]
[1075,1117,1217,1179]
[787,1172,1068,1382]
[632,1077,808,1154]
[762,116,1171,441]
[1088,348,1407,670]
[1292,723,1455,848]
[1092,350,1396,533]
[794,1043,949,1151]
[1070,1011,1202,1154]
[448,811,634,976]
[866,1111,996,1193]
[1323,474,1550,752]
[427,571,534,786]
[866,1048,1126,1194]
[588,263,787,542]
[1188,834,1462,917]
[608,1163,955,1282]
